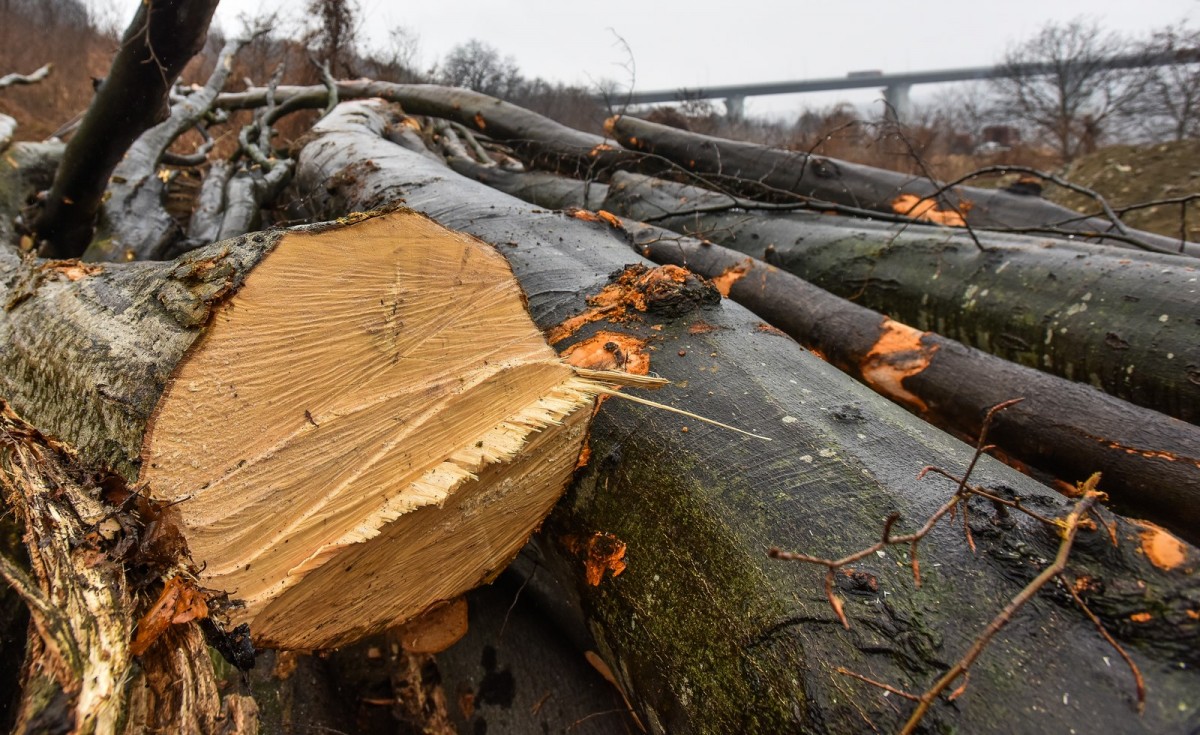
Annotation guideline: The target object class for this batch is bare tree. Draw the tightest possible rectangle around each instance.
[305,0,360,77]
[438,39,522,98]
[1128,24,1200,141]
[993,19,1138,161]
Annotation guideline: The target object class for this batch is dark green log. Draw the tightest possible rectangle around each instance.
[607,115,1200,258]
[623,220,1200,542]
[439,155,1200,542]
[295,100,1200,735]
[31,0,220,259]
[602,172,1200,425]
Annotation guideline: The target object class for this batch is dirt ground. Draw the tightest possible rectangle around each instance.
[1045,138,1200,244]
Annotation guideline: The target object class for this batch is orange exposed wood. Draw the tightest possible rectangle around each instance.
[860,318,938,412]
[710,259,751,297]
[891,194,968,227]
[566,532,628,586]
[1134,521,1189,571]
[1097,440,1200,469]
[130,576,209,656]
[561,331,650,375]
[546,263,694,344]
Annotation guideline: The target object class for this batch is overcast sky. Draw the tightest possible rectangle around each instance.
[210,0,1199,118]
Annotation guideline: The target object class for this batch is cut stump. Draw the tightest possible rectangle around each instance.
[1,210,601,649]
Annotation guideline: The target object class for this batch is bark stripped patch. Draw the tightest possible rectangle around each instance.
[40,260,104,281]
[1133,521,1190,571]
[710,258,752,297]
[565,532,628,586]
[560,331,650,375]
[860,318,938,412]
[567,208,624,229]
[1095,439,1200,469]
[547,263,718,344]
[130,575,210,656]
[892,194,969,227]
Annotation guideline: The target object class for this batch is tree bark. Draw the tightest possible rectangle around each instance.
[0,402,257,735]
[0,141,63,246]
[620,219,1200,542]
[294,100,1200,735]
[602,171,1200,425]
[436,155,1200,541]
[89,37,244,262]
[32,0,220,259]
[1,211,602,650]
[215,81,644,178]
[606,115,1200,258]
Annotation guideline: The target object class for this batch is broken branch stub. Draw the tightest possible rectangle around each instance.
[1,210,602,649]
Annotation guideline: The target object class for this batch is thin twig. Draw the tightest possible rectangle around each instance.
[898,488,1102,735]
[836,667,920,702]
[1060,572,1145,714]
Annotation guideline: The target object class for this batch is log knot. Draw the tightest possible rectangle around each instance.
[611,263,719,318]
[155,234,276,328]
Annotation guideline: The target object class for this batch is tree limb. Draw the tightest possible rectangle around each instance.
[32,0,221,259]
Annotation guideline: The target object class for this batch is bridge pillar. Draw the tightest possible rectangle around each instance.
[883,84,912,121]
[724,95,745,121]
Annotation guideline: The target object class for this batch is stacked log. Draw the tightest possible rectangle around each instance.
[286,100,1200,734]
[3,40,1199,733]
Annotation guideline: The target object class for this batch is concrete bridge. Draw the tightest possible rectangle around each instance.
[618,50,1200,120]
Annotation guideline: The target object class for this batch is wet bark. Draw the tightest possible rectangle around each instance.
[602,172,1200,425]
[607,115,1200,258]
[294,100,1200,735]
[619,220,1200,543]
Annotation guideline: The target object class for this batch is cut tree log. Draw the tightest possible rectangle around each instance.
[294,100,1200,735]
[606,115,1200,258]
[602,171,1200,425]
[0,210,607,650]
[32,0,221,259]
[439,154,1200,541]
[620,220,1200,542]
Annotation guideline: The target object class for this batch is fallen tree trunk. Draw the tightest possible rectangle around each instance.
[215,81,644,178]
[606,115,1200,258]
[621,220,1200,542]
[602,172,1200,425]
[1,211,603,650]
[31,0,220,259]
[293,100,1200,735]
[439,155,1200,540]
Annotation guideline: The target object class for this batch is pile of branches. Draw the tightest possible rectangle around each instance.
[2,11,1199,735]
